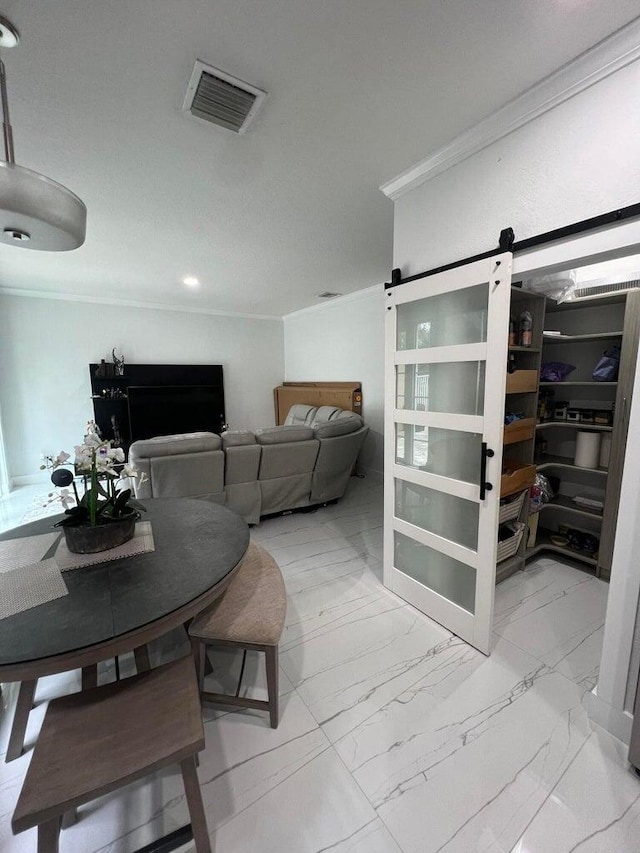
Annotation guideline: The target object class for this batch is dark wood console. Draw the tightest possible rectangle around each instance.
[89,364,225,454]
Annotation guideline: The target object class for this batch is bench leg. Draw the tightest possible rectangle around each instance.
[133,645,151,673]
[181,756,211,853]
[190,639,206,691]
[81,664,98,691]
[38,816,60,852]
[60,807,77,829]
[265,645,279,729]
[6,679,37,762]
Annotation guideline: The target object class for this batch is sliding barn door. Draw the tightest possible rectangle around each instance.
[383,253,512,654]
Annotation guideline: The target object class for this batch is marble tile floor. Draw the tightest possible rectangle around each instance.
[0,477,637,852]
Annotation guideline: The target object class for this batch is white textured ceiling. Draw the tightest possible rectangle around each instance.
[0,0,638,318]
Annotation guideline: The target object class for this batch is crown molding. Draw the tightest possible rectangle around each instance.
[283,284,382,321]
[380,16,640,201]
[0,286,283,322]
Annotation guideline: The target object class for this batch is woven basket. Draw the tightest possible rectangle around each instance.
[497,521,526,563]
[499,489,527,524]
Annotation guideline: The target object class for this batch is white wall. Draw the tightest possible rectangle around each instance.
[394,59,640,277]
[0,294,284,483]
[391,54,640,739]
[283,286,385,476]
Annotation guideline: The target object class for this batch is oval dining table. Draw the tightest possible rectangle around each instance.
[0,497,250,763]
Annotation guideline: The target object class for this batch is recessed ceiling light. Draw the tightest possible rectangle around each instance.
[182,276,199,287]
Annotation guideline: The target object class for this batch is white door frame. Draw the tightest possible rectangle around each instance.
[0,406,9,497]
[513,215,640,743]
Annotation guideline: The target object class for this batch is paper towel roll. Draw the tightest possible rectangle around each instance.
[599,433,612,469]
[574,431,601,469]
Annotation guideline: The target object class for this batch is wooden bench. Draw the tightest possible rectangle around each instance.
[189,541,286,728]
[12,656,211,852]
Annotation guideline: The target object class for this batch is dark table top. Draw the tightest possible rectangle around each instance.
[0,498,249,677]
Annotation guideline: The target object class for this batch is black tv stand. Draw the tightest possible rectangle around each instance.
[89,363,225,455]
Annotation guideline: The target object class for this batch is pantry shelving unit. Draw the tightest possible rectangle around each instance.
[496,287,545,583]
[525,291,640,579]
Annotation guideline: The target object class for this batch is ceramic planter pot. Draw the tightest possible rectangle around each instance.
[63,511,138,554]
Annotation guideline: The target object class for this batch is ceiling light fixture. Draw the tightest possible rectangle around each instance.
[0,15,86,251]
[182,276,200,287]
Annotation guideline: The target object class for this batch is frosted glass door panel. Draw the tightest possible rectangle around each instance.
[396,283,489,350]
[396,362,485,416]
[395,480,479,550]
[394,532,476,614]
[395,424,482,484]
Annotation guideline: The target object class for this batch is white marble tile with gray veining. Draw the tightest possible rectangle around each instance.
[280,598,454,743]
[509,725,640,853]
[282,563,394,652]
[207,747,401,853]
[196,691,330,830]
[493,560,596,634]
[370,638,592,853]
[494,568,608,689]
[269,537,382,596]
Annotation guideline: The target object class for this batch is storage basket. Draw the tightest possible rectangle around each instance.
[496,521,526,563]
[499,489,527,524]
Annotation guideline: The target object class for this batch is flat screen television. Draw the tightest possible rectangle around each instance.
[127,385,225,441]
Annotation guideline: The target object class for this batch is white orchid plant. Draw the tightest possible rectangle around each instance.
[41,421,146,527]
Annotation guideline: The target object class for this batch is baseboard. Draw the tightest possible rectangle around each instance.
[585,687,633,744]
[9,474,46,488]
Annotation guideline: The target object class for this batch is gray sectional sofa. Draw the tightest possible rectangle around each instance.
[129,404,368,524]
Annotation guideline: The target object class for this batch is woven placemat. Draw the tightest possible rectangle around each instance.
[0,531,61,574]
[0,558,68,619]
[54,521,155,572]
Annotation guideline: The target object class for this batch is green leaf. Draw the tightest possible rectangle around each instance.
[127,498,147,513]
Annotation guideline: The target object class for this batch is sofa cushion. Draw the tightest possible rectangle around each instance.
[312,412,363,438]
[130,432,221,458]
[256,426,314,445]
[313,406,343,423]
[284,404,318,427]
[221,430,256,448]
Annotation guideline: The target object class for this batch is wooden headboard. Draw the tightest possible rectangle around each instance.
[273,382,362,425]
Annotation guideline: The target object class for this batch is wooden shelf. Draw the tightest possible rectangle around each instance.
[509,345,541,353]
[536,421,613,432]
[539,381,617,387]
[501,461,536,497]
[503,417,535,445]
[527,527,598,569]
[506,370,538,394]
[542,331,623,342]
[537,454,608,475]
[540,494,604,520]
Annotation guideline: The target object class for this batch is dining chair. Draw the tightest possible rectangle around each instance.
[189,540,286,728]
[12,655,211,852]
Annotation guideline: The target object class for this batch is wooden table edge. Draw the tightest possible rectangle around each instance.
[0,551,245,683]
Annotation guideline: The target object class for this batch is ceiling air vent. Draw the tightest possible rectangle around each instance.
[316,291,342,299]
[183,61,266,134]
[571,279,640,301]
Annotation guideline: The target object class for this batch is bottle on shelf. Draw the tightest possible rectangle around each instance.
[508,316,517,346]
[518,310,533,347]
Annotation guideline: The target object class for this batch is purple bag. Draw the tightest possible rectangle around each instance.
[540,362,575,382]
[593,346,620,382]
